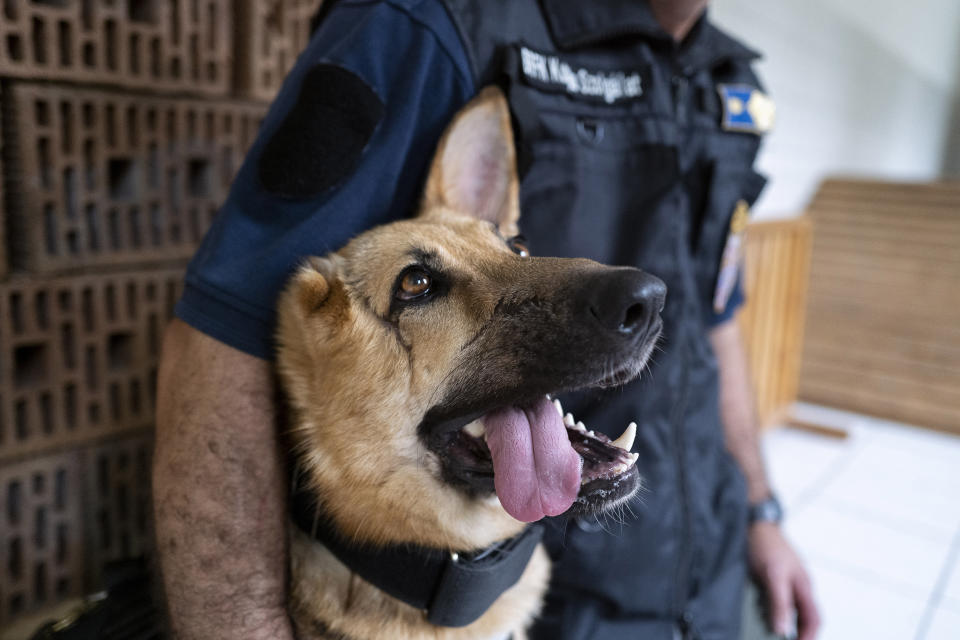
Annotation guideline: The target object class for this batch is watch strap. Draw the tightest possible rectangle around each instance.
[748,494,783,524]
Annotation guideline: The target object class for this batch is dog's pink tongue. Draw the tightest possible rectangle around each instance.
[483,396,581,522]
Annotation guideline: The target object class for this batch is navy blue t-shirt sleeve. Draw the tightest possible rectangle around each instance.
[175,0,475,359]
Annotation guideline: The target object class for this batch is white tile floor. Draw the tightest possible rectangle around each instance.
[764,403,960,640]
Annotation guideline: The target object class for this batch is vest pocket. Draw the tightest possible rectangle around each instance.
[518,134,680,269]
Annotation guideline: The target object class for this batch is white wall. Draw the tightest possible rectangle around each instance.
[711,0,960,218]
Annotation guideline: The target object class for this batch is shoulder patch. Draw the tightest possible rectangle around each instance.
[717,84,775,134]
[515,45,649,105]
[259,64,384,199]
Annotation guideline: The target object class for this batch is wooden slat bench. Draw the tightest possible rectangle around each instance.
[799,178,960,434]
[738,217,812,428]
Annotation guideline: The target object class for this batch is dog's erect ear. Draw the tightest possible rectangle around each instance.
[421,86,520,234]
[292,256,339,315]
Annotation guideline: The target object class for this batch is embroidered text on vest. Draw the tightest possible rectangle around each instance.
[519,46,643,104]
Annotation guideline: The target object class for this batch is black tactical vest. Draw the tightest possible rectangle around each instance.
[439,2,769,638]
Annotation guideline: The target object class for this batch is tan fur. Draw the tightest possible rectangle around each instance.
[279,215,533,551]
[277,88,572,639]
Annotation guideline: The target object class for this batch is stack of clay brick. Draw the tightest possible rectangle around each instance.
[0,0,323,629]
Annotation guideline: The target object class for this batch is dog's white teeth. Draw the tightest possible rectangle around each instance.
[611,422,637,452]
[552,399,563,417]
[563,413,576,427]
[463,421,485,438]
[610,453,640,476]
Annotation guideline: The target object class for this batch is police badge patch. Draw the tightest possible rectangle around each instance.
[718,84,775,134]
[713,199,751,313]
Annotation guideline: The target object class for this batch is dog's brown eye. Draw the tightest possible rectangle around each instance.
[508,236,530,258]
[398,269,432,299]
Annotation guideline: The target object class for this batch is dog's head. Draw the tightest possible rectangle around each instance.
[277,88,665,551]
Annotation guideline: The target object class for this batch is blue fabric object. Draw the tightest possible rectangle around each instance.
[175,0,475,359]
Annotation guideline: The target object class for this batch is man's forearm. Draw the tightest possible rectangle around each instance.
[709,318,771,503]
[152,319,294,640]
[711,320,822,637]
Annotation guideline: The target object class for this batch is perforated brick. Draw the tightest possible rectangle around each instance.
[0,269,182,462]
[0,0,232,95]
[0,451,85,627]
[6,83,266,273]
[235,0,325,101]
[0,88,7,281]
[83,431,154,589]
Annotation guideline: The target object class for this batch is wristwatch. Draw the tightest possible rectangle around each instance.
[748,494,783,525]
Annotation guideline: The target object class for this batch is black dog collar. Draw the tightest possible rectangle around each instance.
[289,486,543,628]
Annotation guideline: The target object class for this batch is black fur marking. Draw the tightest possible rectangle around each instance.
[259,64,384,199]
[416,263,658,443]
[344,283,410,354]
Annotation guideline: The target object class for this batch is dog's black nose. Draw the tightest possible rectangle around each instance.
[588,269,666,338]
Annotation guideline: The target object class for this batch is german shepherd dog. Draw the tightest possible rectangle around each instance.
[276,87,666,639]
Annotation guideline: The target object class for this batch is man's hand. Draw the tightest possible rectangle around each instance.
[749,522,820,640]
